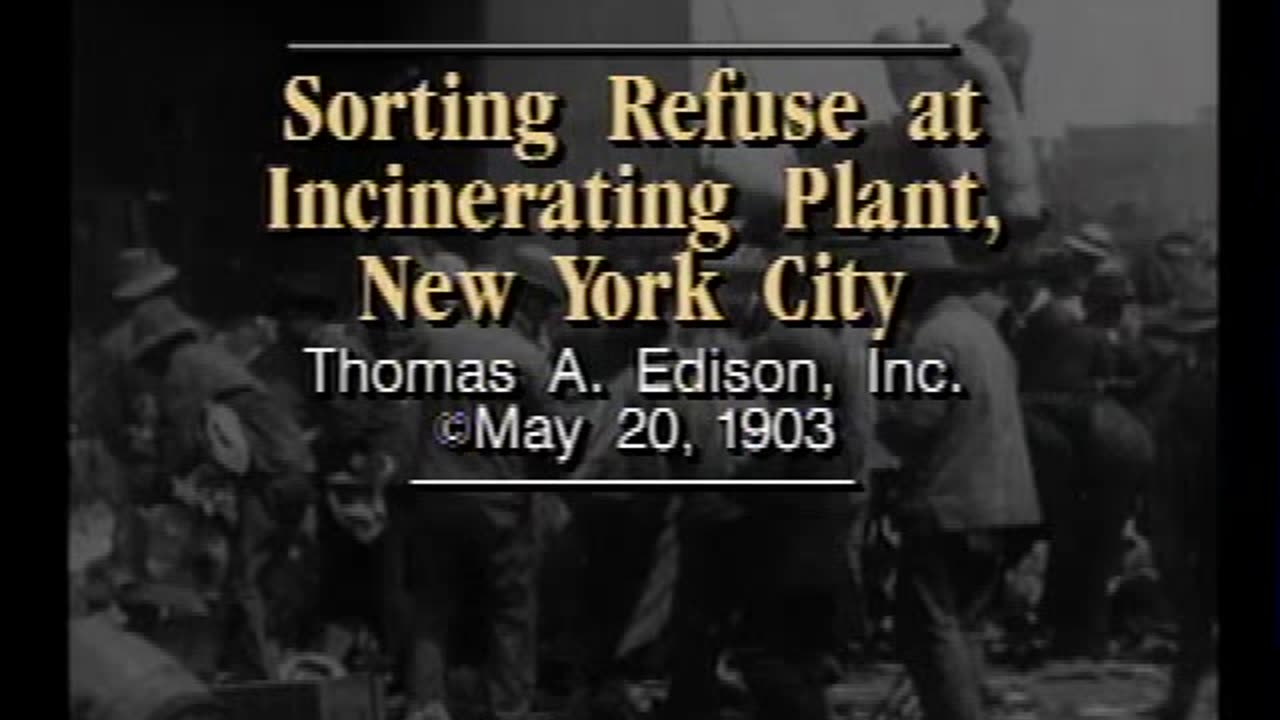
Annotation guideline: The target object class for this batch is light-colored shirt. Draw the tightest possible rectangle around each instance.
[881,296,1040,531]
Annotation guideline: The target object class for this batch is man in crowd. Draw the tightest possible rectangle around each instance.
[1012,226,1151,660]
[128,296,315,679]
[877,237,1040,720]
[253,269,416,666]
[966,0,1033,110]
[99,247,198,503]
[1061,264,1156,660]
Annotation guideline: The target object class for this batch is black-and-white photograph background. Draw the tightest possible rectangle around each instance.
[70,1,1219,719]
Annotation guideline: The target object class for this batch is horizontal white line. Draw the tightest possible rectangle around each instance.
[408,479,859,486]
[286,42,956,55]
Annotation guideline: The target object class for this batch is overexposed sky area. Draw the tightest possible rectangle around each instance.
[692,0,1217,138]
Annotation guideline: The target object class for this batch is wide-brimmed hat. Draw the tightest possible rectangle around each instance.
[1062,223,1114,260]
[129,297,201,363]
[113,247,178,301]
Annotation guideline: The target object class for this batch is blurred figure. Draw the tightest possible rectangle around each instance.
[1013,228,1135,660]
[384,323,556,720]
[1084,263,1147,380]
[1049,264,1156,660]
[103,247,184,359]
[99,248,197,503]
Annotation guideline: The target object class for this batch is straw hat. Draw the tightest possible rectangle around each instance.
[128,297,200,363]
[112,247,178,301]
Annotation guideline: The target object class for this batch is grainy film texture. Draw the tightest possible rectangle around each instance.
[69,1,1218,719]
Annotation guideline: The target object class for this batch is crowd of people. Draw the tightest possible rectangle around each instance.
[68,215,1219,720]
[69,5,1218,720]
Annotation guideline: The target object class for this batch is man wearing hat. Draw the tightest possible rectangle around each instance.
[252,269,418,663]
[876,237,1040,720]
[97,248,202,501]
[384,321,559,720]
[1011,229,1157,660]
[103,247,185,356]
[1137,295,1218,720]
[1040,262,1157,661]
[129,296,316,679]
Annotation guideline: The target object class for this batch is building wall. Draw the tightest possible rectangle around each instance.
[1049,117,1217,243]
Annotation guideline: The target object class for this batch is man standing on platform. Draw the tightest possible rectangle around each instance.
[966,0,1033,111]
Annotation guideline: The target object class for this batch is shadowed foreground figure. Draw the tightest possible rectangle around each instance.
[382,322,558,720]
[660,491,857,720]
[1020,242,1156,660]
